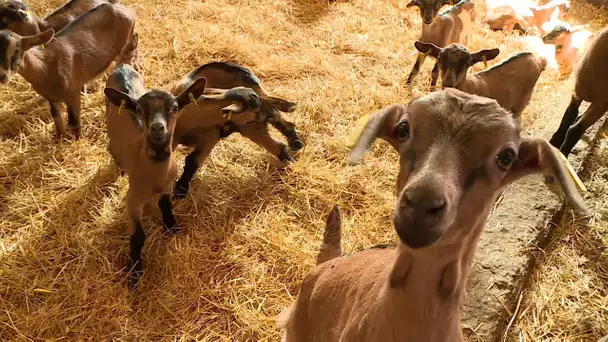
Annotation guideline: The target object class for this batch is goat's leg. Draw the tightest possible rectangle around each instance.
[560,101,608,157]
[550,96,582,149]
[126,190,145,286]
[158,184,178,233]
[430,60,440,88]
[66,94,82,140]
[239,123,294,162]
[269,112,304,151]
[174,130,221,199]
[49,101,67,141]
[405,53,426,87]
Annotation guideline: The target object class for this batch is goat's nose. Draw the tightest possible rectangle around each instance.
[403,188,446,216]
[150,122,164,133]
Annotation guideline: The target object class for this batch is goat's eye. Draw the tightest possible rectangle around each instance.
[496,149,516,171]
[396,121,410,141]
[172,104,179,111]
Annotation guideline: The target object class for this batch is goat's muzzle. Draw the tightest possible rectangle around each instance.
[394,182,448,249]
[149,122,167,144]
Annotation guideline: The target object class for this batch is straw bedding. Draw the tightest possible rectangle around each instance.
[0,0,606,340]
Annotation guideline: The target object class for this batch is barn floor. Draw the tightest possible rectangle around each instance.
[0,0,607,340]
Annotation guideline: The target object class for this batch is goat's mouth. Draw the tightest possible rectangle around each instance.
[148,133,168,145]
[393,212,445,249]
[423,18,434,25]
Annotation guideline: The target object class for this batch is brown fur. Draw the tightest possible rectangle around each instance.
[0,0,116,36]
[103,63,207,285]
[414,42,546,118]
[279,89,586,341]
[170,62,302,199]
[0,2,138,140]
[549,26,608,157]
[405,0,476,87]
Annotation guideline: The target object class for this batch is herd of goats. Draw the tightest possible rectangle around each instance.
[0,0,606,340]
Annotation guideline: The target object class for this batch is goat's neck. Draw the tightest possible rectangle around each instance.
[385,199,495,332]
[141,135,174,163]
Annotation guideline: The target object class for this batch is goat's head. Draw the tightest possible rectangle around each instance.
[414,41,499,89]
[348,89,585,249]
[104,77,208,147]
[0,1,39,36]
[0,28,52,84]
[406,0,454,25]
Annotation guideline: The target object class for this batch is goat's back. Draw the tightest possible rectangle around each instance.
[43,0,113,32]
[470,52,545,117]
[171,62,265,96]
[282,249,394,342]
[573,27,608,102]
[423,0,475,46]
[50,2,136,87]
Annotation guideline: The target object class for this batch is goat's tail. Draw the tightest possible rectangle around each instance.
[316,204,343,265]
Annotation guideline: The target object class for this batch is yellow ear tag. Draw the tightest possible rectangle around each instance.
[223,111,232,120]
[118,99,125,116]
[482,55,488,67]
[189,92,198,106]
[40,44,44,49]
[345,114,370,148]
[557,152,587,193]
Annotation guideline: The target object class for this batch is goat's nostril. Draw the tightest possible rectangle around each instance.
[426,199,446,215]
[404,189,446,215]
[151,123,164,132]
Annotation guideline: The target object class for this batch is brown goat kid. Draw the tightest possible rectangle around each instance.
[484,0,569,35]
[405,0,476,87]
[278,89,586,341]
[0,0,115,36]
[103,64,208,284]
[415,41,546,118]
[171,62,302,199]
[0,2,138,140]
[549,26,608,157]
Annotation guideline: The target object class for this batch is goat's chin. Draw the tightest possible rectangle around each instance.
[393,213,446,250]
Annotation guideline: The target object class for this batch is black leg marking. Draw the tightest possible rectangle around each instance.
[128,219,146,286]
[270,120,304,151]
[278,144,294,162]
[560,123,584,157]
[174,150,201,199]
[550,98,581,148]
[430,61,440,88]
[405,55,424,86]
[158,194,177,233]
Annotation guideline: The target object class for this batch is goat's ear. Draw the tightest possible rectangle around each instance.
[21,29,53,50]
[502,138,587,213]
[414,41,441,58]
[103,87,138,112]
[17,9,29,20]
[406,0,419,7]
[347,104,406,165]
[267,96,297,113]
[2,16,12,25]
[470,48,500,66]
[222,103,243,115]
[176,77,207,109]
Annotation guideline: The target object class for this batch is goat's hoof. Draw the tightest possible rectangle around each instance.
[278,145,295,162]
[127,261,143,288]
[162,218,179,234]
[289,139,304,152]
